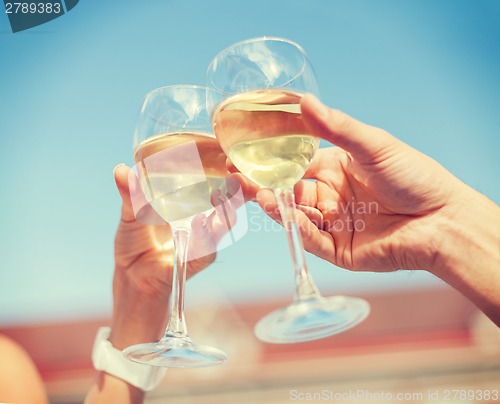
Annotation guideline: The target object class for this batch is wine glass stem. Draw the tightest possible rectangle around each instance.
[164,223,191,338]
[275,188,321,302]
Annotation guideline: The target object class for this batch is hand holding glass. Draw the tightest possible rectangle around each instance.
[122,85,228,367]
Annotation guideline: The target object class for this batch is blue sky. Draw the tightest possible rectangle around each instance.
[1,0,499,325]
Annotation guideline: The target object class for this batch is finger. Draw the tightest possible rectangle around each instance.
[296,204,324,228]
[187,214,216,272]
[228,173,261,202]
[226,158,238,173]
[114,164,161,268]
[189,177,244,261]
[295,208,336,264]
[256,190,335,262]
[294,180,318,207]
[303,146,348,180]
[149,224,173,251]
[255,189,282,224]
[301,94,399,164]
[209,190,239,242]
[113,164,136,222]
[257,186,325,229]
[293,180,325,226]
[224,175,245,204]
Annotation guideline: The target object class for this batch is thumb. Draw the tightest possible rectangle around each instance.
[113,164,136,222]
[301,94,398,164]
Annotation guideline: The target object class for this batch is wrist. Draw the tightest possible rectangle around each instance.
[111,271,169,349]
[109,315,165,351]
[432,186,500,324]
[92,327,167,392]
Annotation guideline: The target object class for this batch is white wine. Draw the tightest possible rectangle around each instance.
[212,89,319,189]
[135,131,227,177]
[134,132,227,223]
[140,175,226,223]
[228,135,317,190]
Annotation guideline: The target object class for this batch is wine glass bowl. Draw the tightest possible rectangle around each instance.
[211,89,319,191]
[207,37,319,96]
[208,37,370,344]
[207,38,320,192]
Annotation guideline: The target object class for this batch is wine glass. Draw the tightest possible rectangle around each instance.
[207,37,370,344]
[122,85,228,367]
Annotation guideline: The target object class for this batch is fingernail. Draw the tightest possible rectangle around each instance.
[193,213,209,229]
[212,189,222,205]
[303,94,329,121]
[113,163,125,176]
[226,177,241,197]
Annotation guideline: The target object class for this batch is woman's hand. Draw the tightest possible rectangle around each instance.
[110,164,235,349]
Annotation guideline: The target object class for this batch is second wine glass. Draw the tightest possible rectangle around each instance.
[207,37,370,344]
[122,85,228,367]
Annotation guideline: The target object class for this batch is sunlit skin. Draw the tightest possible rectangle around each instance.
[85,165,239,404]
[110,164,224,349]
[231,94,500,327]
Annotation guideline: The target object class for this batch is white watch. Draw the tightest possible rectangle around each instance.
[91,327,167,392]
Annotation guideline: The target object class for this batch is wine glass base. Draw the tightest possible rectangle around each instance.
[254,295,370,344]
[122,337,227,368]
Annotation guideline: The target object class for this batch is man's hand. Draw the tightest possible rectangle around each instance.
[231,94,500,325]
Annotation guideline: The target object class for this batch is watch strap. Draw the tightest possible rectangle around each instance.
[92,326,167,391]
